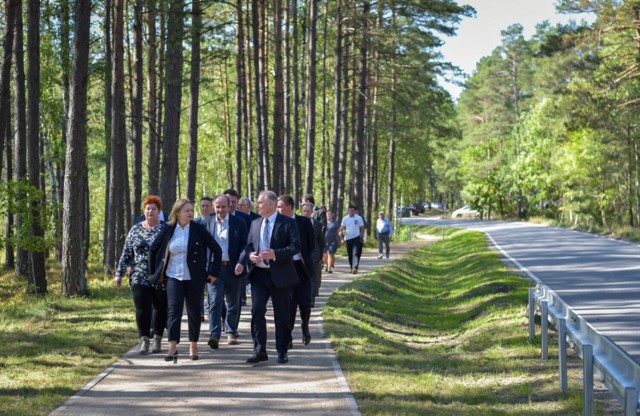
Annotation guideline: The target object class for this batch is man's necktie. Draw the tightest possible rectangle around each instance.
[261,218,270,266]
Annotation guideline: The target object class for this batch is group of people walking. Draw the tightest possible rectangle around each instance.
[114,190,393,365]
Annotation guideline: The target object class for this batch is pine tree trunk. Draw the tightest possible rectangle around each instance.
[62,0,91,296]
[283,0,291,194]
[160,0,185,211]
[272,0,285,194]
[320,0,329,204]
[353,1,369,212]
[13,0,28,277]
[304,0,318,196]
[5,120,14,268]
[234,0,245,194]
[27,0,47,294]
[56,0,70,263]
[252,0,265,190]
[102,0,112,265]
[330,0,342,214]
[185,0,201,202]
[292,0,300,197]
[131,0,144,219]
[105,0,128,274]
[0,0,18,179]
[146,0,159,196]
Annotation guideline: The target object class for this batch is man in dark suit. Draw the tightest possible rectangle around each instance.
[225,188,252,232]
[302,202,325,308]
[203,194,248,348]
[237,190,301,364]
[239,197,261,221]
[277,195,315,347]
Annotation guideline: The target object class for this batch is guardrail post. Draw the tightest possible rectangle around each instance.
[528,288,535,341]
[407,226,412,241]
[584,344,594,416]
[558,318,567,392]
[541,300,548,360]
[624,386,638,416]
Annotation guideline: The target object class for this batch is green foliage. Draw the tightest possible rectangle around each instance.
[0,180,57,253]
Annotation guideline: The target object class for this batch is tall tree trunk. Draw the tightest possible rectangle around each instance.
[259,0,270,188]
[5,120,13,268]
[145,0,159,195]
[244,7,254,197]
[303,0,318,196]
[272,0,284,194]
[131,0,144,219]
[55,0,71,263]
[1,0,18,269]
[330,0,342,214]
[221,62,233,187]
[105,0,128,274]
[62,0,91,296]
[353,1,369,212]
[338,29,350,218]
[234,0,245,194]
[320,0,329,204]
[292,0,301,197]
[27,0,46,294]
[0,0,18,179]
[283,0,291,194]
[386,66,397,217]
[102,0,112,265]
[13,0,28,277]
[370,3,381,216]
[185,0,201,202]
[160,0,185,210]
[252,0,265,190]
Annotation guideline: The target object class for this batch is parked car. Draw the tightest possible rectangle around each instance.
[423,202,431,210]
[431,202,444,210]
[415,203,425,214]
[397,206,411,218]
[451,206,480,219]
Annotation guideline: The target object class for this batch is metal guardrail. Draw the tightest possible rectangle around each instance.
[529,284,640,416]
[398,221,640,415]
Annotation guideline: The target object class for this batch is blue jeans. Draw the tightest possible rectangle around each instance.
[207,264,242,339]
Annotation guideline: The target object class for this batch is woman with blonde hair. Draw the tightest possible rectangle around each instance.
[149,198,222,362]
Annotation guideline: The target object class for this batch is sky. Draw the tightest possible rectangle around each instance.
[439,0,595,98]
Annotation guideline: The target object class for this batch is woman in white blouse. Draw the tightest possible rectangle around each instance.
[149,198,222,362]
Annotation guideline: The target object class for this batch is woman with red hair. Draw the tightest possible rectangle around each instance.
[115,195,168,355]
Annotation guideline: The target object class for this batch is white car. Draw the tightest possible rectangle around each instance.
[451,206,480,219]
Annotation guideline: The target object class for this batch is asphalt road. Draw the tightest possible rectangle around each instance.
[402,217,640,363]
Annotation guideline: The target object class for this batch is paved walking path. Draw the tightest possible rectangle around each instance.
[51,241,426,416]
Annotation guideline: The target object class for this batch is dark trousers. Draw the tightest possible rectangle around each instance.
[166,277,205,343]
[131,283,167,338]
[346,236,362,269]
[377,232,391,257]
[289,261,311,336]
[249,267,292,354]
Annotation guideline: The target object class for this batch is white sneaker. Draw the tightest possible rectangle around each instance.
[139,336,150,355]
[377,254,383,259]
[152,335,162,353]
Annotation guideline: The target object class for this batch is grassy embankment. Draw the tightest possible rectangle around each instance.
[0,264,138,416]
[324,226,603,415]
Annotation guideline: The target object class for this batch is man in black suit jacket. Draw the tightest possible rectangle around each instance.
[277,195,315,347]
[225,188,252,233]
[237,190,301,364]
[203,194,248,348]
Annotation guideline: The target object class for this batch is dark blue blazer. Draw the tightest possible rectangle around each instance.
[293,214,315,281]
[232,210,252,236]
[148,220,222,286]
[201,214,247,266]
[239,213,301,288]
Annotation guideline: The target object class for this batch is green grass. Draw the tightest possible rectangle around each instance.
[0,265,137,416]
[324,228,602,415]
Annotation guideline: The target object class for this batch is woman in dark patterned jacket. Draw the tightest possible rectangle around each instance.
[115,195,167,355]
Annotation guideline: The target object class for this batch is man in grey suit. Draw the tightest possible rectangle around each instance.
[237,190,301,364]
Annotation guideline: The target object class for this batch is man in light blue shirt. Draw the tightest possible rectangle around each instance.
[375,211,393,259]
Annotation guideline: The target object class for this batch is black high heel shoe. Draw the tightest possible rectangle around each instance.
[164,350,178,363]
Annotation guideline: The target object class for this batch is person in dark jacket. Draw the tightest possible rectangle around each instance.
[149,198,222,362]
